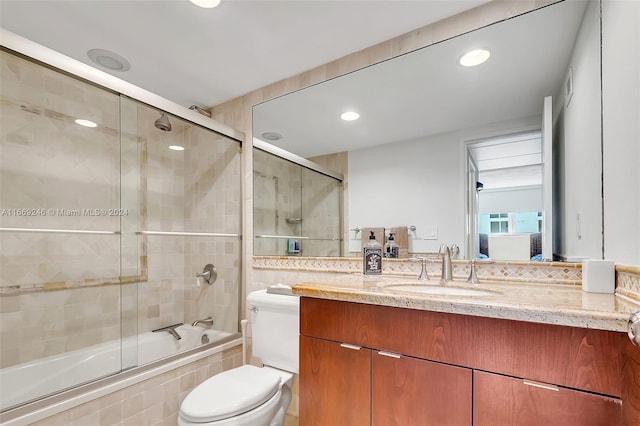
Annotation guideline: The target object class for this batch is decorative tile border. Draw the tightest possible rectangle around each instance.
[615,264,640,303]
[253,256,582,285]
[0,274,145,296]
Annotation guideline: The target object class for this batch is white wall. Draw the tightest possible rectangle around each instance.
[347,115,541,255]
[348,133,462,254]
[602,0,640,265]
[554,0,603,260]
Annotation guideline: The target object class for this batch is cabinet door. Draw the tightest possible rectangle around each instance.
[299,335,371,426]
[474,370,621,426]
[372,351,472,426]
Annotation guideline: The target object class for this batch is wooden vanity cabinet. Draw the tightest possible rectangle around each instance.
[299,296,639,425]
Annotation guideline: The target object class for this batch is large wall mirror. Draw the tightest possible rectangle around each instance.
[253,0,603,262]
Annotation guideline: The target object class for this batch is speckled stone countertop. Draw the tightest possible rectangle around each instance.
[291,274,640,333]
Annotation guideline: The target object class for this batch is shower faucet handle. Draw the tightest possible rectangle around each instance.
[196,264,217,285]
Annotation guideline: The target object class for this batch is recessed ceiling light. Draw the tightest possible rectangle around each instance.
[189,0,221,8]
[340,111,360,121]
[75,119,97,128]
[87,49,131,72]
[261,132,283,141]
[169,145,185,151]
[459,49,491,67]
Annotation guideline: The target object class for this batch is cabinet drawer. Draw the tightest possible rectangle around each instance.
[300,296,372,344]
[473,370,621,426]
[372,352,471,426]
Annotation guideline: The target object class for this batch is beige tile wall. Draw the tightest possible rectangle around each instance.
[253,149,342,258]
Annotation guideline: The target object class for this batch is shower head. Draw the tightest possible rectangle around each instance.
[154,113,172,132]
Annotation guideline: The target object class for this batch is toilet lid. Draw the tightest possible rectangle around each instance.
[180,365,281,423]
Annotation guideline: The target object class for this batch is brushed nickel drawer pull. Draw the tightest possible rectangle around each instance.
[523,380,559,392]
[340,343,361,350]
[378,351,401,359]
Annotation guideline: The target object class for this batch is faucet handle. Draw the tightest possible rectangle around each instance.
[409,257,429,281]
[466,259,479,284]
[196,264,217,285]
[466,258,494,284]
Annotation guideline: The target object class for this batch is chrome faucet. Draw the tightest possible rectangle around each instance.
[439,244,452,284]
[192,316,214,327]
[152,323,183,340]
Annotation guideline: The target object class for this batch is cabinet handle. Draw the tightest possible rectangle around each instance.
[340,343,362,351]
[628,311,640,347]
[523,380,559,392]
[378,351,401,359]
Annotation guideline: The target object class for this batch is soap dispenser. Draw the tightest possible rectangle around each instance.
[384,232,399,258]
[363,231,383,275]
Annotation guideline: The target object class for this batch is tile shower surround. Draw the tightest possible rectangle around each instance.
[0,51,242,369]
[253,149,342,258]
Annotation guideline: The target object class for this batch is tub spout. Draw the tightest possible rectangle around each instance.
[192,316,214,327]
[152,323,183,340]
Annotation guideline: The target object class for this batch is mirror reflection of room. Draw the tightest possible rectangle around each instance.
[252,0,602,263]
[469,131,544,261]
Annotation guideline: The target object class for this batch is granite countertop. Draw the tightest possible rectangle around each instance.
[291,274,640,333]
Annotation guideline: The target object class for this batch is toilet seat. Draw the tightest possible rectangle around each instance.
[180,365,282,423]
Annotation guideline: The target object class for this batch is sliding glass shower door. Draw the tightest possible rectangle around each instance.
[0,48,242,411]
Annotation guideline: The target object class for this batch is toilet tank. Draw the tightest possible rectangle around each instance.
[247,289,300,373]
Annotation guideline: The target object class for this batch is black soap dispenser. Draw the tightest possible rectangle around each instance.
[363,231,383,275]
[384,232,399,258]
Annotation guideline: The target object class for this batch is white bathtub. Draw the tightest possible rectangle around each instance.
[0,325,232,411]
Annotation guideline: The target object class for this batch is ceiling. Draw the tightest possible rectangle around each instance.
[252,0,588,159]
[0,0,491,109]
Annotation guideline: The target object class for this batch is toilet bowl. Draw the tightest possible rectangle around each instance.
[178,365,293,426]
[178,289,299,426]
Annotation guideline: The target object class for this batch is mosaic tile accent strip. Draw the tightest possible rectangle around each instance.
[253,256,582,285]
[615,265,640,303]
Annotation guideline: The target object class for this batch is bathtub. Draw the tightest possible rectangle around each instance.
[0,325,233,411]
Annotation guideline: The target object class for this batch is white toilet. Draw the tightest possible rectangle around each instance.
[178,289,299,426]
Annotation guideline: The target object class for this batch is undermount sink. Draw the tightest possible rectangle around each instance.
[385,284,496,297]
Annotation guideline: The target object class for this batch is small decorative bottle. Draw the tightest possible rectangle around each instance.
[363,231,383,276]
[384,232,399,258]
